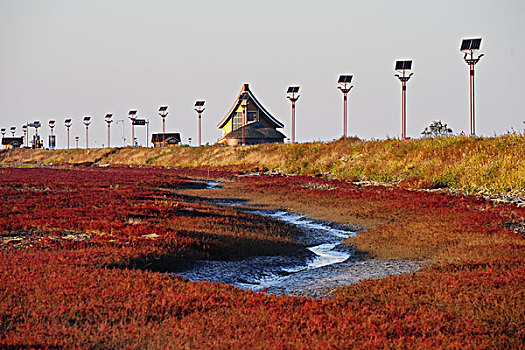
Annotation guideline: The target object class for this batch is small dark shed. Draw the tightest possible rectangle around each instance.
[151,133,181,147]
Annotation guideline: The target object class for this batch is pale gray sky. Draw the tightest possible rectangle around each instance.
[1,0,524,147]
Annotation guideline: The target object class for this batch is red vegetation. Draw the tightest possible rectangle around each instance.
[1,167,524,348]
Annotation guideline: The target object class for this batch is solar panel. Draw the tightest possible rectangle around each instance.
[83,116,91,121]
[105,114,113,118]
[395,61,412,70]
[195,101,205,106]
[159,106,168,112]
[460,39,471,51]
[461,38,482,51]
[10,126,16,130]
[48,120,55,125]
[65,119,72,124]
[471,38,481,50]
[128,110,137,115]
[239,93,249,100]
[338,75,353,83]
[287,86,300,93]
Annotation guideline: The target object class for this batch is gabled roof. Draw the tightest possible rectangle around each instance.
[151,133,181,143]
[217,84,284,129]
[1,137,23,146]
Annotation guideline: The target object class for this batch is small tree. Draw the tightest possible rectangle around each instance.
[421,120,453,138]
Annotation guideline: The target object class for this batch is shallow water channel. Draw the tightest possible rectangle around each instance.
[177,181,421,298]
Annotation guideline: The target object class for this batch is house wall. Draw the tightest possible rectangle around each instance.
[221,103,263,136]
[225,137,284,146]
[222,119,233,136]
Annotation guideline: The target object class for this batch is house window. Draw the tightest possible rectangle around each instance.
[247,111,258,123]
[232,112,243,131]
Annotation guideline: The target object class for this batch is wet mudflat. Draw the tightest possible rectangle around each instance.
[178,202,421,298]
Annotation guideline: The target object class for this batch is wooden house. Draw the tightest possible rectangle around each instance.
[1,137,23,149]
[151,133,181,147]
[217,84,286,146]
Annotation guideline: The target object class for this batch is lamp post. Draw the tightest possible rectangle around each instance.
[83,116,91,149]
[194,101,205,147]
[10,126,16,137]
[116,120,125,147]
[48,120,56,149]
[0,128,5,139]
[64,119,72,149]
[22,125,28,147]
[338,75,354,138]
[129,110,137,147]
[75,136,79,149]
[158,106,168,147]
[395,61,413,140]
[287,86,300,143]
[32,121,41,148]
[146,119,150,148]
[461,38,484,136]
[105,114,113,148]
[48,121,55,136]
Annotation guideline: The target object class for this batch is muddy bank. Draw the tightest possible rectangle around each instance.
[177,188,422,298]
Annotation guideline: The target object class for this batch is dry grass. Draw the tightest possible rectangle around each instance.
[2,134,524,196]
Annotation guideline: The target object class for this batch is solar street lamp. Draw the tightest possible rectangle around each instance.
[239,93,249,146]
[338,75,354,138]
[395,61,413,140]
[1,128,5,138]
[158,106,168,147]
[287,86,300,143]
[83,116,91,149]
[129,110,137,147]
[34,121,41,148]
[10,126,16,137]
[64,119,72,149]
[48,120,56,149]
[48,120,55,135]
[461,38,484,136]
[105,114,113,148]
[22,124,28,147]
[75,136,79,149]
[27,121,41,139]
[32,121,41,148]
[194,101,205,146]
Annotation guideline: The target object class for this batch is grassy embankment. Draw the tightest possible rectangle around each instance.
[2,134,524,196]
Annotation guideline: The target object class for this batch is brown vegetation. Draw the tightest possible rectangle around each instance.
[2,134,524,196]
